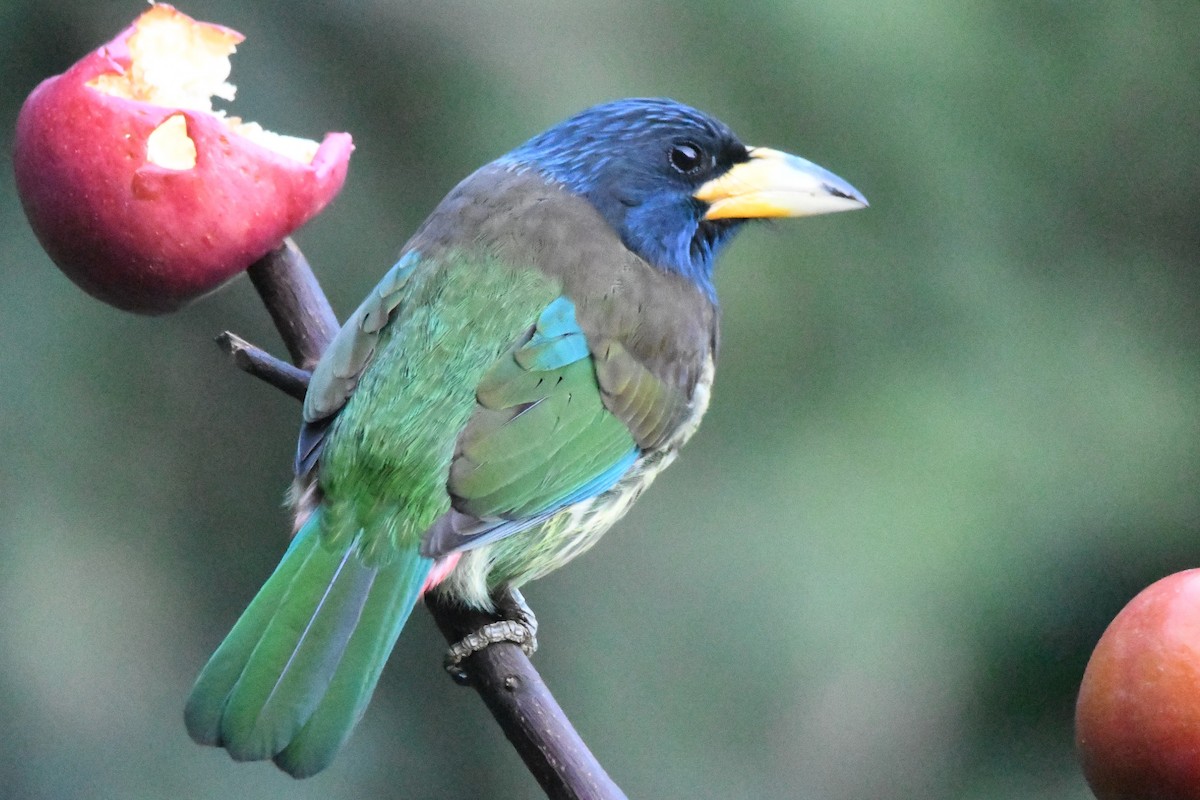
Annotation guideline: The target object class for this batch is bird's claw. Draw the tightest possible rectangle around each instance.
[444,589,539,684]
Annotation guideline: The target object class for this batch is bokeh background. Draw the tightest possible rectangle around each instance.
[2,2,1198,798]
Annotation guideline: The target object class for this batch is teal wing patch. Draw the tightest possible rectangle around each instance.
[295,252,422,477]
[421,298,639,557]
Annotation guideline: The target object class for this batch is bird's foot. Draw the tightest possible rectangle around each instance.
[444,588,539,684]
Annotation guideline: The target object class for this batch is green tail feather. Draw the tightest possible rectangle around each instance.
[273,552,427,776]
[184,512,432,777]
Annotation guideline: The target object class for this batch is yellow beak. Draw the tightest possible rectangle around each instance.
[694,146,867,220]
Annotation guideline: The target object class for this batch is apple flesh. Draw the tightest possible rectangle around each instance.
[13,4,353,314]
[1076,569,1200,800]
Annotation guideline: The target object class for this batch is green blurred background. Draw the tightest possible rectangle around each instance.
[2,1,1197,798]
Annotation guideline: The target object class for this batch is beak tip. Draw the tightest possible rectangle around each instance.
[824,182,868,210]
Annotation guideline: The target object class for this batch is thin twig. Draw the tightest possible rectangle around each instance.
[226,240,628,800]
[215,331,309,401]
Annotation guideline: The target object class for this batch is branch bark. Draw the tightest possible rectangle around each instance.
[232,240,628,800]
[245,238,339,371]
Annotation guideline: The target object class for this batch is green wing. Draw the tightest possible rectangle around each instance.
[295,251,424,480]
[295,252,679,563]
[423,296,641,556]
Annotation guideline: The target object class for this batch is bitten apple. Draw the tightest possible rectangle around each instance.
[1076,569,1200,800]
[13,4,353,314]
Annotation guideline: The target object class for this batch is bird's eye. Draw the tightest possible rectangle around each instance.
[668,142,706,175]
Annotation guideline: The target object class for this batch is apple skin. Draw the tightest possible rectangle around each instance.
[12,12,353,314]
[1076,569,1200,800]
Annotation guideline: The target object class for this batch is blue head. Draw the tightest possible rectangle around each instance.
[501,98,867,300]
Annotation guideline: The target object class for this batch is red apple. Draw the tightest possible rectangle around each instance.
[12,4,353,314]
[1076,569,1200,800]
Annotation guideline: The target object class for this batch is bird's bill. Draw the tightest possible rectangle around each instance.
[695,146,867,220]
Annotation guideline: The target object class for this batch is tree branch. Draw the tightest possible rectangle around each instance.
[232,241,628,800]
[245,238,339,371]
[427,593,628,800]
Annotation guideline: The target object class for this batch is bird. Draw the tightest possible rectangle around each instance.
[184,97,866,777]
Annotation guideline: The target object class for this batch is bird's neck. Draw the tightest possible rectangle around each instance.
[613,201,726,303]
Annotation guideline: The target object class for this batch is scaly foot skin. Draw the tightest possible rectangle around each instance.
[444,588,539,683]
